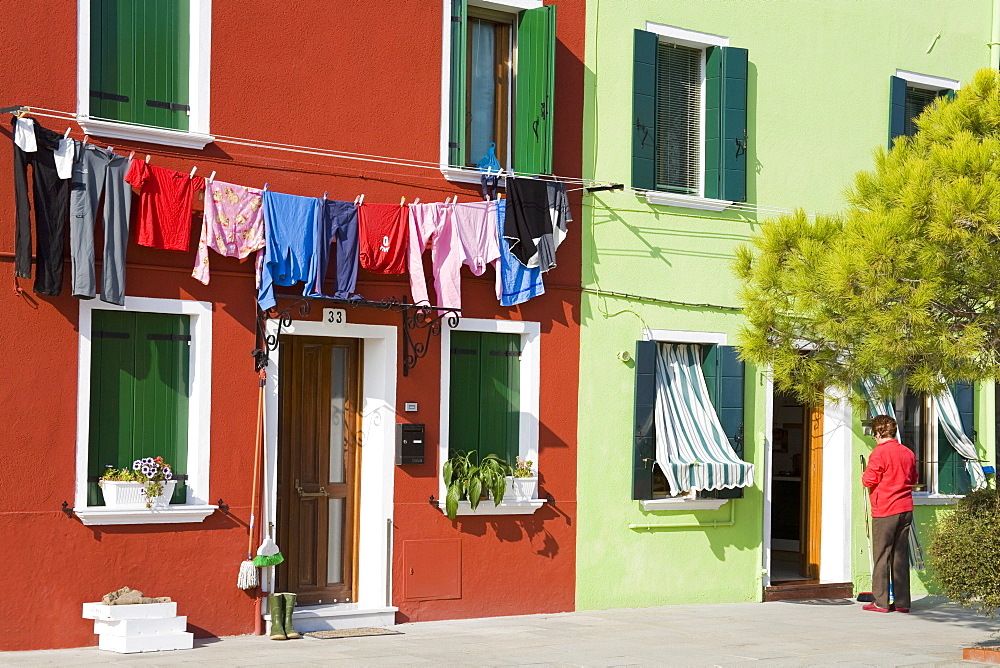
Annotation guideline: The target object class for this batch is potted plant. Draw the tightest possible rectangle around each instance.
[442,452,512,520]
[99,457,177,509]
[504,457,538,502]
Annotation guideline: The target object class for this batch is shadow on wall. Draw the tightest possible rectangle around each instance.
[454,502,569,559]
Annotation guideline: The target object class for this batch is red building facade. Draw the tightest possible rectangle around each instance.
[0,0,583,650]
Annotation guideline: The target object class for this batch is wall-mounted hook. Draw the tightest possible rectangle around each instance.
[217,498,230,514]
[61,501,74,518]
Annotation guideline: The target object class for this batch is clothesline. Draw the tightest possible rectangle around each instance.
[15,105,822,219]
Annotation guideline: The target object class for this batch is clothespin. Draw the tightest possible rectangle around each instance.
[323,191,328,200]
[189,166,198,178]
[82,135,89,146]
[128,150,135,160]
[15,107,28,119]
[354,194,364,206]
[145,154,151,163]
[63,127,71,139]
[413,197,420,205]
[400,195,406,206]
[208,170,216,182]
[264,182,269,191]
[107,146,114,153]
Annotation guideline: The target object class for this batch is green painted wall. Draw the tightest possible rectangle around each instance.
[578,0,996,610]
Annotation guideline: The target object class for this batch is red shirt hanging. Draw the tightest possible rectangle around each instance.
[125,161,206,252]
[358,203,408,274]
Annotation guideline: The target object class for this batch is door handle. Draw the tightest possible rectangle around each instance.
[295,479,329,498]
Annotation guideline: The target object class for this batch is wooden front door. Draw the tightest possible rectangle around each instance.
[801,402,823,580]
[276,336,361,605]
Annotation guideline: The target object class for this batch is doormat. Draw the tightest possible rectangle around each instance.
[304,627,402,640]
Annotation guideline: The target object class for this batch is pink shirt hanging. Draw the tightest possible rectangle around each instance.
[408,203,463,309]
[192,180,265,285]
[452,201,501,276]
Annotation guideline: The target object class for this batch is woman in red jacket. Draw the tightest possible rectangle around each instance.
[862,414,919,613]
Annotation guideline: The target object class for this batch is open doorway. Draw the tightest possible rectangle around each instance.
[769,390,822,584]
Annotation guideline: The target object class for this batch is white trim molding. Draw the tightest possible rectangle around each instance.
[644,22,730,48]
[642,497,729,511]
[263,319,397,614]
[643,191,734,211]
[76,0,214,149]
[819,395,853,584]
[438,318,542,516]
[913,494,962,505]
[895,69,960,91]
[74,297,214,525]
[644,329,727,345]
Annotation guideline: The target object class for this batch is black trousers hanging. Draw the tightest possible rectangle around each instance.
[12,118,69,296]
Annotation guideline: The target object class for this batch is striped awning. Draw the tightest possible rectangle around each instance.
[654,343,754,495]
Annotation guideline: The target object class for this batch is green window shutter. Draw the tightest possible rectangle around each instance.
[704,47,748,202]
[631,30,658,190]
[90,0,189,131]
[478,333,521,464]
[448,0,468,168]
[513,5,556,175]
[633,340,657,500]
[888,75,907,147]
[701,345,746,499]
[448,331,481,457]
[938,382,974,495]
[938,89,957,102]
[88,311,190,505]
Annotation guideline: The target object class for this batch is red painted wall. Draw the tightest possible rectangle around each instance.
[0,0,582,650]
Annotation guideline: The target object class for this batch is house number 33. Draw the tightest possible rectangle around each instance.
[323,308,347,325]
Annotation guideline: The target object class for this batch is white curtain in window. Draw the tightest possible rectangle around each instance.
[654,343,754,495]
[933,391,987,491]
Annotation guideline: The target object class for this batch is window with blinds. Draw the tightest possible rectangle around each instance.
[904,86,938,137]
[655,42,703,195]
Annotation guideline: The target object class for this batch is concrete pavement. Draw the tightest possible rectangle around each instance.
[5,596,1000,666]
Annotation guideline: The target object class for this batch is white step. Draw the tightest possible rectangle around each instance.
[83,602,177,620]
[264,604,397,634]
[98,631,193,654]
[95,615,188,637]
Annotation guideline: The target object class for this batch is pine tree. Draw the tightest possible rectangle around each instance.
[735,69,1000,406]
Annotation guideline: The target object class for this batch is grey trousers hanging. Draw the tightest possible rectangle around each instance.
[69,146,132,305]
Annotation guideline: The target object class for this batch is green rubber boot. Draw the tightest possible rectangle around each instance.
[282,593,301,639]
[268,595,287,640]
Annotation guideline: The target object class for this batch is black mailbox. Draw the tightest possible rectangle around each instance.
[396,423,425,465]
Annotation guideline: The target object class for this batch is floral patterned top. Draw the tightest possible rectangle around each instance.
[192,180,265,285]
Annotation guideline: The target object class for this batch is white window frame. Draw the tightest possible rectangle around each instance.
[73,297,215,525]
[438,0,543,185]
[640,22,735,212]
[893,391,968,503]
[437,318,544,515]
[639,328,732,510]
[894,69,961,92]
[75,0,214,149]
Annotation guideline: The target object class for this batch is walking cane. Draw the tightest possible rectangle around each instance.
[857,454,876,602]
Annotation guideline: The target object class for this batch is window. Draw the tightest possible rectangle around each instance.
[77,0,213,148]
[438,319,542,514]
[891,384,974,496]
[633,337,751,502]
[74,297,214,525]
[888,71,959,146]
[632,25,748,203]
[445,0,556,177]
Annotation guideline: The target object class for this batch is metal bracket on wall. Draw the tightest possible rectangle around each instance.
[61,501,74,519]
[253,295,461,376]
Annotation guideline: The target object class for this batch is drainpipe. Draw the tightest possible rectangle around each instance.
[992,0,1000,69]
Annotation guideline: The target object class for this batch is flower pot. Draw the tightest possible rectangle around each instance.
[504,476,537,502]
[100,480,177,509]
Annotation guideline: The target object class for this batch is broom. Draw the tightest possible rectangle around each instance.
[857,454,876,602]
[254,368,283,568]
[238,371,266,590]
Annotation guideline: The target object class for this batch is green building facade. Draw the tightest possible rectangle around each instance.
[577,0,999,609]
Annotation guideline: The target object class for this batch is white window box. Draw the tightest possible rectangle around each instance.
[912,493,962,506]
[77,118,215,150]
[642,190,733,211]
[641,497,730,511]
[436,498,547,516]
[74,505,217,526]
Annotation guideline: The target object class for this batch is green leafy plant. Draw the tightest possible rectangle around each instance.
[100,456,175,508]
[512,456,535,478]
[443,452,512,520]
[928,486,1000,616]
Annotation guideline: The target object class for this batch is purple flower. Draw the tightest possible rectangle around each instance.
[163,467,172,480]
[143,457,154,465]
[132,460,142,470]
[141,465,152,477]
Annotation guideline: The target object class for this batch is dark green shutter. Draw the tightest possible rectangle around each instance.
[938,382,974,495]
[449,332,519,464]
[633,340,657,500]
[90,0,189,131]
[632,30,658,190]
[448,0,468,167]
[888,75,907,147]
[448,331,480,457]
[89,311,190,505]
[513,6,556,175]
[478,333,521,464]
[701,345,746,499]
[939,89,957,102]
[704,47,748,202]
